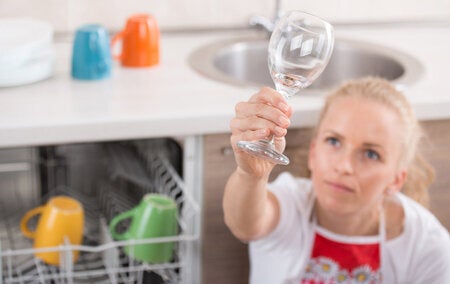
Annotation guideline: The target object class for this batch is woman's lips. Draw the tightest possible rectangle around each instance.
[325,180,355,193]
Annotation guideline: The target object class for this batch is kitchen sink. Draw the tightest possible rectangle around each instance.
[188,36,423,93]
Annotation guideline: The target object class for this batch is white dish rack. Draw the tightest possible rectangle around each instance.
[0,141,200,284]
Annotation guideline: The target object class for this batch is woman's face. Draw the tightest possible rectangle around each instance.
[308,97,407,216]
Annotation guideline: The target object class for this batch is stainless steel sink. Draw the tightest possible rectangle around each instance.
[188,36,423,92]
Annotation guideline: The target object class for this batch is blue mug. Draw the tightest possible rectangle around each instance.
[71,24,111,80]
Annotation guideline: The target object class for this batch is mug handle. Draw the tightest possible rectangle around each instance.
[109,207,137,240]
[20,206,44,239]
[111,30,125,61]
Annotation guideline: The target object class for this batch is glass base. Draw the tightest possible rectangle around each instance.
[236,140,290,165]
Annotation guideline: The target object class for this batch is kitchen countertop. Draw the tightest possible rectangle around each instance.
[1,23,450,148]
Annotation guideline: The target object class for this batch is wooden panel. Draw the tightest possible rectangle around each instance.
[422,120,450,231]
[202,133,248,284]
[201,129,314,284]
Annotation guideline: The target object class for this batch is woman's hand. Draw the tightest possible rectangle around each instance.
[230,87,292,178]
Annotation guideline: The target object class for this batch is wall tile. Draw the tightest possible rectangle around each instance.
[1,0,449,34]
[66,0,273,32]
[285,0,450,22]
[0,0,69,32]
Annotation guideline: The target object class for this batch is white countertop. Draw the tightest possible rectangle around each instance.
[1,24,450,148]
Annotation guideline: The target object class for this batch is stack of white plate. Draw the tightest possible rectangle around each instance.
[0,18,55,87]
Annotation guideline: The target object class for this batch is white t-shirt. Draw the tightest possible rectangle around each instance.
[249,172,450,284]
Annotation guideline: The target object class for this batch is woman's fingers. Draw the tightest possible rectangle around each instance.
[230,125,287,156]
[229,86,291,149]
[229,87,290,168]
[230,117,287,137]
[240,87,292,120]
[230,128,269,148]
[230,93,291,136]
[234,103,290,130]
[235,101,290,124]
[248,87,291,115]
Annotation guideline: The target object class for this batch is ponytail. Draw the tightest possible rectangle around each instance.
[402,146,435,208]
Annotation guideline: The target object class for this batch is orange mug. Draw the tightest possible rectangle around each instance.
[111,14,160,67]
[20,196,84,265]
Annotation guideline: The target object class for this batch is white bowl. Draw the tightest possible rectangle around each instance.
[0,17,54,70]
[0,52,55,87]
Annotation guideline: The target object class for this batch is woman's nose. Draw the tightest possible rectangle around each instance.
[334,150,354,175]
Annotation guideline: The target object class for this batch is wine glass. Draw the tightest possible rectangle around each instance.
[237,10,334,165]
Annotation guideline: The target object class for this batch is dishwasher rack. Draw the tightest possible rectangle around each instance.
[0,141,200,284]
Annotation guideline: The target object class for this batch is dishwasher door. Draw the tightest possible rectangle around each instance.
[0,139,200,284]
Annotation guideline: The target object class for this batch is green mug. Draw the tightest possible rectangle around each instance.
[109,194,178,263]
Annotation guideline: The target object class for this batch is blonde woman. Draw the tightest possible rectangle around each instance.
[224,77,450,283]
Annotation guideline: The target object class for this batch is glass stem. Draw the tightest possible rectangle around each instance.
[277,88,293,99]
[266,88,291,148]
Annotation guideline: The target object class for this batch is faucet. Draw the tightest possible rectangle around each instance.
[249,0,283,33]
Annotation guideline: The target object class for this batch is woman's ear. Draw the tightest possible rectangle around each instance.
[387,169,408,195]
[308,138,317,172]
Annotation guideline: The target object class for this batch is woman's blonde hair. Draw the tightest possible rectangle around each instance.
[315,77,435,207]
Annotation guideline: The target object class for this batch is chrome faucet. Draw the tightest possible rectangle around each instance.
[249,0,283,33]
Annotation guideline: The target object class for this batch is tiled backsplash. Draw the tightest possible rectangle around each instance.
[1,0,449,33]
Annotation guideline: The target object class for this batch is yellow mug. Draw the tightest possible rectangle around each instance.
[20,196,84,265]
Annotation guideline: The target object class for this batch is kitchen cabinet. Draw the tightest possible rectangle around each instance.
[421,120,450,228]
[201,120,450,283]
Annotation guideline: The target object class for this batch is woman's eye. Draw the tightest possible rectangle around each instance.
[325,137,340,147]
[365,150,380,161]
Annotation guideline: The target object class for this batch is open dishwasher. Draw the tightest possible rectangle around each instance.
[0,139,200,284]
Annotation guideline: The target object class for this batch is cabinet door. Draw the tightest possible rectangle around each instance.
[202,133,248,284]
[422,120,450,231]
[202,128,313,284]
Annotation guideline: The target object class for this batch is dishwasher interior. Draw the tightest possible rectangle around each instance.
[0,138,200,284]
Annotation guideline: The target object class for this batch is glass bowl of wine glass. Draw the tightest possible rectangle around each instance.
[237,10,335,165]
